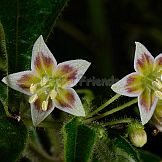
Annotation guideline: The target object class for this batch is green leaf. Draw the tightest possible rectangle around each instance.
[0,100,5,117]
[0,22,8,115]
[0,22,7,74]
[63,118,96,162]
[0,0,69,113]
[0,82,8,115]
[112,136,140,162]
[0,117,27,162]
[0,0,69,73]
[93,129,140,162]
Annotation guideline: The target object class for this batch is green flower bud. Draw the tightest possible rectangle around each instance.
[128,122,147,147]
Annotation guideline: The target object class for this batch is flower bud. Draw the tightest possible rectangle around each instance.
[128,122,147,147]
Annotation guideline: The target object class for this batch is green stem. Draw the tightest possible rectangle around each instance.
[0,22,10,117]
[4,107,11,117]
[86,94,121,118]
[85,98,137,123]
[102,118,133,127]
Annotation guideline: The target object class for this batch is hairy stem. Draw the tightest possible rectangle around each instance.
[85,98,137,123]
[86,94,121,118]
[102,118,133,127]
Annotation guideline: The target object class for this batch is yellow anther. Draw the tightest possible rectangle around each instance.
[40,76,48,87]
[30,83,37,94]
[29,94,38,103]
[50,89,57,100]
[155,90,162,100]
[152,79,162,90]
[42,100,48,111]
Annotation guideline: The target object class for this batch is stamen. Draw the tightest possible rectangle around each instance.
[30,83,37,94]
[155,90,162,100]
[152,79,162,90]
[40,76,48,87]
[50,89,57,100]
[42,100,48,111]
[29,94,38,103]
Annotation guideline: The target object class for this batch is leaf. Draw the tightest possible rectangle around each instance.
[0,0,69,73]
[93,130,140,162]
[0,117,27,162]
[112,136,140,162]
[63,118,96,162]
[0,82,8,114]
[0,0,69,113]
[0,101,5,117]
[0,22,7,74]
[0,23,8,115]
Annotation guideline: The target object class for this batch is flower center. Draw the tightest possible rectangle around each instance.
[29,75,58,111]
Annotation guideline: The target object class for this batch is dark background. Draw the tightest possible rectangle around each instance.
[47,0,162,158]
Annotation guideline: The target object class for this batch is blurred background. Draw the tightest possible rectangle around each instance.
[47,0,162,158]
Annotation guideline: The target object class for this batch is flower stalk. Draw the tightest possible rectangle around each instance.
[85,98,137,123]
[86,93,121,118]
[102,118,133,127]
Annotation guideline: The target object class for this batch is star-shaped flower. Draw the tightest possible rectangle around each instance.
[111,42,162,125]
[2,35,91,126]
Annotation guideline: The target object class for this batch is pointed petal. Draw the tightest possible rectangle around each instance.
[31,98,55,126]
[2,71,39,95]
[134,42,154,75]
[111,72,143,97]
[154,53,162,72]
[56,60,91,88]
[138,87,158,125]
[54,88,85,116]
[32,35,57,76]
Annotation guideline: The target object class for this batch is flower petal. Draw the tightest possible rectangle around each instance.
[56,60,91,88]
[138,87,158,125]
[53,88,85,116]
[31,35,57,76]
[111,72,143,97]
[2,71,39,95]
[134,42,154,75]
[31,97,55,126]
[154,53,162,72]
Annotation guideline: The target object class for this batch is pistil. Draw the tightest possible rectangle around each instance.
[40,76,49,87]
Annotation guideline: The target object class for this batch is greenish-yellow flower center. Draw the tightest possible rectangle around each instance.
[29,75,59,111]
[140,68,162,100]
[151,69,162,100]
